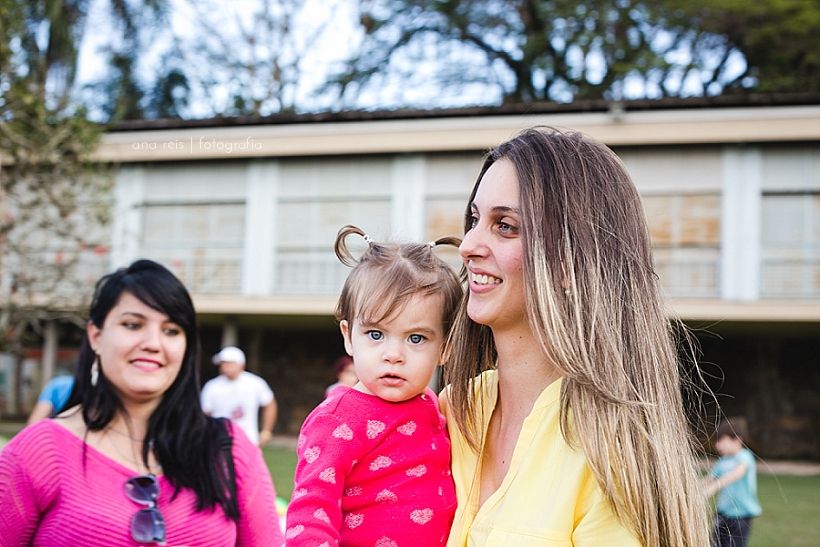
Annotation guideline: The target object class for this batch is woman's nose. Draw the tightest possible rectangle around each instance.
[140,326,161,351]
[459,223,487,261]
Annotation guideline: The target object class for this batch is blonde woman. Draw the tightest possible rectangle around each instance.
[442,128,709,546]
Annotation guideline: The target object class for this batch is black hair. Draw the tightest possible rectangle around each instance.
[64,259,239,519]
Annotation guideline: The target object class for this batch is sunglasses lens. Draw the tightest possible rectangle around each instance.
[131,507,166,544]
[125,475,159,504]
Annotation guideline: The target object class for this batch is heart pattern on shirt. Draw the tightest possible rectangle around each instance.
[313,508,330,523]
[344,485,362,496]
[406,464,426,477]
[375,537,398,547]
[410,508,433,525]
[369,455,393,471]
[297,434,306,449]
[319,467,336,483]
[345,486,362,496]
[304,446,321,463]
[333,423,354,440]
[286,525,304,538]
[397,421,417,436]
[345,513,364,528]
[375,489,398,503]
[367,420,386,439]
[292,488,308,499]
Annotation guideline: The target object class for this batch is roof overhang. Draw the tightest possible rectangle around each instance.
[96,104,820,163]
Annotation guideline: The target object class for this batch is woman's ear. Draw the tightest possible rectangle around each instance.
[339,320,354,357]
[87,320,101,352]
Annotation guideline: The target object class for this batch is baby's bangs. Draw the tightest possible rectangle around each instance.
[352,268,442,326]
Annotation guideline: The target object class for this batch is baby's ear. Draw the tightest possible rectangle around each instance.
[438,340,451,367]
[339,321,354,356]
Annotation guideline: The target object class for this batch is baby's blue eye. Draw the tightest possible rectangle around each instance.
[408,334,425,344]
[367,331,383,341]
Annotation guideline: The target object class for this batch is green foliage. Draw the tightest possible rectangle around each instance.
[669,0,820,93]
[0,0,113,356]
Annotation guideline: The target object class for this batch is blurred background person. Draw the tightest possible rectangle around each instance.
[26,374,74,424]
[703,417,762,547]
[202,346,277,447]
[324,355,358,398]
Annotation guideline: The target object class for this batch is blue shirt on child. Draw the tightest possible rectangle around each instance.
[710,447,762,518]
[37,376,74,414]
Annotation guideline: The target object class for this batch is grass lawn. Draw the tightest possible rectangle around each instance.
[749,474,820,547]
[262,445,298,500]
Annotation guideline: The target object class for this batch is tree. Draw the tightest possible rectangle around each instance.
[331,0,819,107]
[670,0,820,94]
[0,0,113,413]
[160,0,344,117]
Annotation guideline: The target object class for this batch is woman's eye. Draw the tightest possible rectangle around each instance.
[367,331,383,341]
[123,322,140,330]
[499,221,517,234]
[408,334,425,344]
[164,327,182,336]
[466,214,478,229]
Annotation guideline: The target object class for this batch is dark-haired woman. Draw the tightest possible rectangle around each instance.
[0,259,284,546]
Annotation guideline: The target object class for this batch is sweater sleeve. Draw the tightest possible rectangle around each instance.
[285,411,362,547]
[231,424,285,547]
[0,428,48,545]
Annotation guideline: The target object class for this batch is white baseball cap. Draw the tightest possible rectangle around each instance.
[212,346,246,366]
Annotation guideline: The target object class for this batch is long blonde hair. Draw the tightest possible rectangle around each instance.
[445,128,709,546]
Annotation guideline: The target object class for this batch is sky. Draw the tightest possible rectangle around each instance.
[76,0,365,117]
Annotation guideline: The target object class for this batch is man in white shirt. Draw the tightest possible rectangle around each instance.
[200,346,277,446]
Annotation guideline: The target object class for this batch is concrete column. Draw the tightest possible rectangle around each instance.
[111,166,145,269]
[41,320,58,387]
[721,146,762,301]
[390,155,426,241]
[221,318,239,348]
[242,160,280,296]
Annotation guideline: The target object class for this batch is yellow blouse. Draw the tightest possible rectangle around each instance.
[442,371,642,547]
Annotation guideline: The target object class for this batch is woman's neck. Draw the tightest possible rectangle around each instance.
[111,398,161,440]
[492,325,561,412]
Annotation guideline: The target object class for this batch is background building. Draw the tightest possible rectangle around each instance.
[4,95,819,458]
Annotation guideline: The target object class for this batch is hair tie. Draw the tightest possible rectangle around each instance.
[363,234,373,244]
[428,241,436,248]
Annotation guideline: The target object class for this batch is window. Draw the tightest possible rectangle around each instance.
[760,193,820,298]
[141,203,245,293]
[274,159,392,294]
[642,194,721,297]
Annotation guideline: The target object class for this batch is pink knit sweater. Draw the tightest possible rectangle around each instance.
[0,419,284,547]
[285,387,456,547]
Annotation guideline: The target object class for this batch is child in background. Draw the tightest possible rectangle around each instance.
[286,225,462,547]
[324,355,358,398]
[703,417,762,547]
